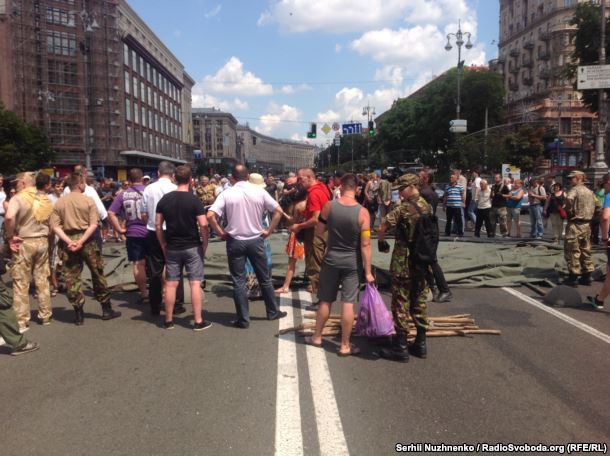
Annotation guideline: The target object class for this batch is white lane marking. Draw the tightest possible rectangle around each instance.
[300,290,350,456]
[275,293,304,456]
[502,287,610,345]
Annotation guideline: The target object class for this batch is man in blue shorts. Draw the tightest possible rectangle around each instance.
[108,168,149,306]
[586,172,610,309]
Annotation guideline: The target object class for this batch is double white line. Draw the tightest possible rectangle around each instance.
[275,291,349,456]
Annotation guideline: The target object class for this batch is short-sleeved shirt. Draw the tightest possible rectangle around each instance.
[305,181,331,219]
[209,181,279,241]
[8,193,50,238]
[50,192,98,232]
[141,177,177,231]
[604,192,610,209]
[156,191,206,250]
[445,184,464,208]
[109,184,147,238]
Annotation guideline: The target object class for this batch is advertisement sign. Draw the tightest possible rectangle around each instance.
[502,164,521,181]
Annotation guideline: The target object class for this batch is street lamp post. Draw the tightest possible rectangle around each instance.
[594,0,609,169]
[444,20,473,121]
[362,103,375,166]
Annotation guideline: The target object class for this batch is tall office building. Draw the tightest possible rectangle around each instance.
[493,0,602,168]
[0,0,193,177]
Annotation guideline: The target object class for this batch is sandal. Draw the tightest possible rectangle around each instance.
[304,336,322,348]
[338,344,361,357]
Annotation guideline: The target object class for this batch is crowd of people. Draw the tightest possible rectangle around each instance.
[0,161,606,359]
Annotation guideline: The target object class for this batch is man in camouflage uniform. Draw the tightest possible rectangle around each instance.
[563,170,597,286]
[50,173,121,325]
[196,175,217,207]
[377,174,430,362]
[4,172,53,331]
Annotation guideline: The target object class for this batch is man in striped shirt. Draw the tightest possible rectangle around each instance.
[444,173,465,236]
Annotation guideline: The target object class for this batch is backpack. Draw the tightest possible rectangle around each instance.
[407,200,439,267]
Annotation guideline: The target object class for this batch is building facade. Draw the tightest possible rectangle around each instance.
[494,0,601,169]
[191,107,316,175]
[0,0,193,178]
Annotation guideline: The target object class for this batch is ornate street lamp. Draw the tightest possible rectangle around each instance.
[444,20,473,121]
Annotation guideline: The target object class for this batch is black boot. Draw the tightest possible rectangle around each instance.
[379,331,409,362]
[101,302,121,321]
[409,326,427,359]
[563,274,579,287]
[73,305,84,326]
[430,285,440,302]
[579,272,592,285]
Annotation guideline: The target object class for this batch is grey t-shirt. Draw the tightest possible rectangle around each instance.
[323,200,362,269]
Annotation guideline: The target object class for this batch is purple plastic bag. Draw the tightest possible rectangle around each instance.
[355,284,395,337]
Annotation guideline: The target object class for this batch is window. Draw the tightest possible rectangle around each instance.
[48,92,79,114]
[146,62,151,82]
[46,7,74,26]
[154,113,158,131]
[48,61,77,85]
[131,50,137,72]
[142,106,146,128]
[148,111,153,129]
[143,131,147,151]
[126,125,133,148]
[139,56,145,77]
[582,117,593,133]
[46,31,76,56]
[149,134,153,152]
[124,71,130,94]
[134,101,139,124]
[49,121,81,144]
[140,81,145,102]
[125,99,131,121]
[560,117,572,135]
[133,76,138,99]
[147,87,152,106]
[134,128,140,149]
[123,43,129,66]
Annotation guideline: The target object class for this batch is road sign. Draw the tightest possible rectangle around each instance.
[334,137,341,146]
[342,123,362,135]
[332,122,340,131]
[321,123,331,135]
[577,65,610,90]
[449,119,467,133]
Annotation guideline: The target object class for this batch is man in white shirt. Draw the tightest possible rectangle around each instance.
[141,161,184,316]
[467,168,482,228]
[0,174,6,246]
[208,164,286,328]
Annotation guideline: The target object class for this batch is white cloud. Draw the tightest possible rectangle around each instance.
[191,90,249,112]
[374,65,404,86]
[205,4,222,18]
[200,57,273,96]
[257,0,472,34]
[315,110,341,123]
[255,103,301,136]
[279,83,312,94]
[335,43,342,53]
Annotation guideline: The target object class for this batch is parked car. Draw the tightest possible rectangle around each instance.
[520,190,529,213]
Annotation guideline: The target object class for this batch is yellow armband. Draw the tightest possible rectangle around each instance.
[361,229,371,238]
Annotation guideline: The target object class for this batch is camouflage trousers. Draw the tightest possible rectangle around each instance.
[60,234,110,308]
[11,236,51,329]
[303,228,327,297]
[0,279,27,349]
[490,207,508,236]
[391,269,429,335]
[564,223,594,275]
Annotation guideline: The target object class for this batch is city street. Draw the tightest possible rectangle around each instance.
[1,234,609,456]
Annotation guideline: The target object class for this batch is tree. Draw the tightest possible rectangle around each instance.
[568,1,610,113]
[0,105,56,174]
[376,68,506,171]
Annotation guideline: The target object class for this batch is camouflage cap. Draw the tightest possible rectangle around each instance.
[392,173,420,190]
[567,170,585,178]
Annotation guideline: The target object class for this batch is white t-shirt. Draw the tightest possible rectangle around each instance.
[0,190,6,215]
[470,176,481,197]
[141,177,177,231]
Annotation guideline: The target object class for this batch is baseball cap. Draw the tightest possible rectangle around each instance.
[392,173,420,190]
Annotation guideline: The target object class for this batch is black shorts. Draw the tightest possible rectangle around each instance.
[126,237,147,262]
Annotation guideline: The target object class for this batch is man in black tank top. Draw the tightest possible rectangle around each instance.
[304,174,375,356]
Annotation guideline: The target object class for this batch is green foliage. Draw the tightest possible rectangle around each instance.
[568,1,610,112]
[0,105,56,174]
[376,69,506,171]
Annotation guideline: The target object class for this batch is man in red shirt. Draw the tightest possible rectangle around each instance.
[290,168,331,308]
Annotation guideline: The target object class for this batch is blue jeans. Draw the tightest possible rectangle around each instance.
[529,204,544,237]
[467,200,477,225]
[227,236,280,324]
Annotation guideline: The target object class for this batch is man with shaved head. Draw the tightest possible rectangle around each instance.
[290,168,332,309]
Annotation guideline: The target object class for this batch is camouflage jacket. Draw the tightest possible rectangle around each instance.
[383,195,431,278]
[196,184,216,206]
[565,184,596,222]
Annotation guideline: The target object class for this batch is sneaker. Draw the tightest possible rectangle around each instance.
[586,295,604,309]
[193,320,212,331]
[0,337,5,347]
[40,317,52,326]
[11,341,40,356]
[268,311,288,321]
[173,304,187,315]
[18,325,29,334]
[163,321,175,330]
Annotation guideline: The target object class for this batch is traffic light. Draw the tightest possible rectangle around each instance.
[307,123,317,138]
[368,120,375,137]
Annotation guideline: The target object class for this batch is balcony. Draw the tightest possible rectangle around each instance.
[522,58,533,68]
[539,30,551,41]
[509,81,519,91]
[539,49,550,60]
[509,48,520,58]
[523,39,535,50]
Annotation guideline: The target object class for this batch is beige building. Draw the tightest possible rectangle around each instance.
[0,0,193,177]
[192,107,315,174]
[493,0,602,168]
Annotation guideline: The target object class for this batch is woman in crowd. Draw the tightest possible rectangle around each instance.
[474,179,492,238]
[275,186,307,294]
[544,182,566,244]
[505,179,524,238]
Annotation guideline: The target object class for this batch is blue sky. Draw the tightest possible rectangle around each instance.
[128,0,499,144]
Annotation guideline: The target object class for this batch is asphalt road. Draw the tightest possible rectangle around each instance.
[1,239,609,456]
